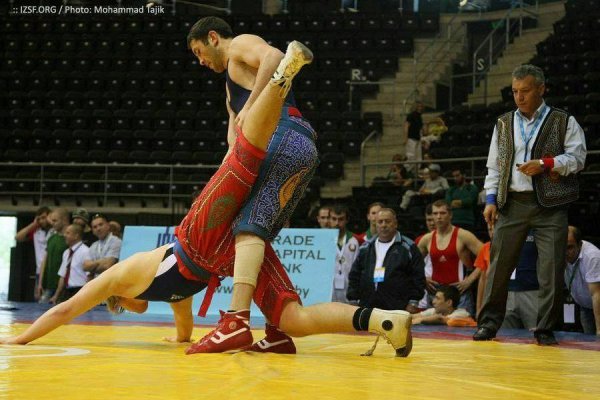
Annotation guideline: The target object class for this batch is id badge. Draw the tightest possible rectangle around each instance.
[373,266,385,283]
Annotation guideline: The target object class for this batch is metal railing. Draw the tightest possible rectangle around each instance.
[346,79,397,114]
[359,129,381,186]
[469,1,539,100]
[361,150,600,188]
[0,162,219,209]
[405,11,467,111]
[361,156,488,188]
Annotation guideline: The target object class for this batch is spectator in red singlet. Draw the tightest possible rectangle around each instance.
[417,200,483,313]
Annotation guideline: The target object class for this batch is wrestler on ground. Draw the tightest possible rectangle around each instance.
[187,17,319,353]
[0,42,412,358]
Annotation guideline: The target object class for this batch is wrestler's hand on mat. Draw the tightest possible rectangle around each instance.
[162,336,192,343]
[483,204,498,229]
[0,336,24,345]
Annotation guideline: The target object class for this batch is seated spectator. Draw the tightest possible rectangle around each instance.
[399,164,449,210]
[83,213,122,279]
[412,286,472,325]
[445,169,479,231]
[421,117,448,152]
[71,208,97,247]
[50,224,90,304]
[387,154,414,188]
[347,208,425,310]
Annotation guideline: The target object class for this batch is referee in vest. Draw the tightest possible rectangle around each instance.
[475,64,587,345]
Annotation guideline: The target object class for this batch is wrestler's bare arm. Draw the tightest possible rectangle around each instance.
[164,297,194,343]
[418,233,432,256]
[0,245,169,345]
[228,35,284,116]
[223,91,237,163]
[459,229,484,258]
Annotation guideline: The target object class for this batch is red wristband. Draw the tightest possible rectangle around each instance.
[542,158,554,170]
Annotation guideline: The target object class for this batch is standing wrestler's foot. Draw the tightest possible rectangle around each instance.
[247,323,296,354]
[185,310,253,354]
[270,40,314,98]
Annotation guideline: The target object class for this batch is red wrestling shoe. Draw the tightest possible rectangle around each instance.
[248,324,296,354]
[185,310,253,354]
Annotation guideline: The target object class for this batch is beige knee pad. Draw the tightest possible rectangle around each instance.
[233,236,265,287]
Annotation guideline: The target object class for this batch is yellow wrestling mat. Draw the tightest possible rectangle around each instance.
[1,323,600,400]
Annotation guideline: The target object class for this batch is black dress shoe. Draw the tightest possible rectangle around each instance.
[473,327,496,341]
[534,330,558,346]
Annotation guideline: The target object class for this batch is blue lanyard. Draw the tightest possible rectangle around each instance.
[567,258,581,293]
[518,105,548,162]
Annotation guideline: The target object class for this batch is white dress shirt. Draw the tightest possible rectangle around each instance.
[58,241,91,288]
[484,102,587,195]
[565,241,600,310]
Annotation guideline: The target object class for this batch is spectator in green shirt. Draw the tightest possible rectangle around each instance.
[37,208,70,303]
[445,169,479,231]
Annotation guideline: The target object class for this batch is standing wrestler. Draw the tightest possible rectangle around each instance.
[417,200,483,313]
[187,17,319,352]
[0,45,412,358]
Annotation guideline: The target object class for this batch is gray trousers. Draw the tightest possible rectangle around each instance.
[479,192,568,332]
[501,290,539,330]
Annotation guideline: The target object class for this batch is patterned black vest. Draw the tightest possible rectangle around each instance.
[495,108,579,209]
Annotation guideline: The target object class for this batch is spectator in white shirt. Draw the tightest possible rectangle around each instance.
[15,206,52,299]
[83,213,122,278]
[50,224,90,303]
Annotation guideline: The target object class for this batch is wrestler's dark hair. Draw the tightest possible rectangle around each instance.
[437,285,460,309]
[187,16,234,48]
